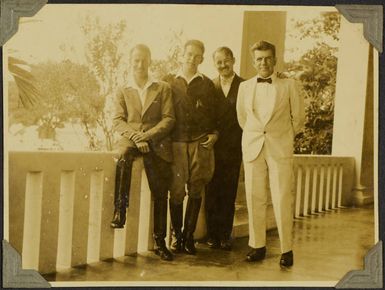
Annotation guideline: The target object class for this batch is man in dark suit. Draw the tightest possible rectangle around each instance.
[205,47,244,250]
[110,44,175,261]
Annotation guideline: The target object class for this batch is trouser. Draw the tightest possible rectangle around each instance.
[169,138,215,238]
[205,156,242,240]
[243,146,294,253]
[113,147,171,238]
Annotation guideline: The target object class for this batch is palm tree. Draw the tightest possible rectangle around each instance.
[8,56,41,108]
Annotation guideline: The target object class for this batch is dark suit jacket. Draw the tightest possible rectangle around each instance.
[213,74,244,161]
[113,80,175,162]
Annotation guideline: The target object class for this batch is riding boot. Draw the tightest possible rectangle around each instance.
[183,197,202,255]
[110,156,132,228]
[153,198,173,261]
[169,201,184,253]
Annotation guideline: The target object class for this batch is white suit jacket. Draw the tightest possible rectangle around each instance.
[236,75,305,162]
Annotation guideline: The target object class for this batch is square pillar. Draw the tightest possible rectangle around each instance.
[332,17,373,205]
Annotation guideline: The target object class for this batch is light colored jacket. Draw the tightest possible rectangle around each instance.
[113,80,175,162]
[236,75,305,162]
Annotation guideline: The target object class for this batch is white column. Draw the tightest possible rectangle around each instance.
[332,17,372,205]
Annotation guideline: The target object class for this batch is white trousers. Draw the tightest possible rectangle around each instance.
[244,145,294,253]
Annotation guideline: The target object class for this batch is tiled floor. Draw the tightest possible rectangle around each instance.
[44,206,375,286]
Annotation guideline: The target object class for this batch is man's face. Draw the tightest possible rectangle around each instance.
[182,44,203,72]
[130,49,151,78]
[252,49,276,78]
[213,51,235,78]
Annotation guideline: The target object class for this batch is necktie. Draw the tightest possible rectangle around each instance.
[257,77,272,84]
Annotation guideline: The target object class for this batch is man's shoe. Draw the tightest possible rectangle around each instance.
[155,246,173,261]
[110,209,126,228]
[183,235,197,255]
[220,239,232,251]
[246,246,266,262]
[170,233,183,253]
[280,251,293,267]
[207,237,220,249]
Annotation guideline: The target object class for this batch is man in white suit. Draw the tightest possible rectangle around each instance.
[236,40,305,267]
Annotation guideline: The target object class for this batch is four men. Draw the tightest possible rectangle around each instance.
[112,39,304,266]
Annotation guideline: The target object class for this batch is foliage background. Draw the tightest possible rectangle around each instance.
[7,11,340,154]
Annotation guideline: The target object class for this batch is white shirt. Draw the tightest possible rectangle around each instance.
[220,73,235,97]
[253,74,277,125]
[127,77,156,107]
[176,71,203,84]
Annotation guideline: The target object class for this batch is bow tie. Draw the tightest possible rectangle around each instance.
[257,77,272,84]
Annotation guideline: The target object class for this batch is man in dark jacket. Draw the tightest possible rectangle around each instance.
[205,47,244,251]
[164,40,220,255]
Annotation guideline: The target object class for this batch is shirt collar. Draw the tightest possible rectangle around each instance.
[127,76,156,91]
[256,72,276,83]
[176,70,204,83]
[220,72,235,84]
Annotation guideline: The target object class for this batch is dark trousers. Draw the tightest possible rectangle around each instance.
[205,156,242,240]
[114,147,171,239]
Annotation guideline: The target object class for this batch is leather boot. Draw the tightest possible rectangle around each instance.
[169,201,184,253]
[183,197,202,255]
[110,155,133,229]
[153,198,173,261]
[110,207,126,228]
[154,238,173,261]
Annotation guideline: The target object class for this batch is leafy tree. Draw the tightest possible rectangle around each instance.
[150,30,184,79]
[285,12,341,154]
[10,59,102,149]
[80,16,131,151]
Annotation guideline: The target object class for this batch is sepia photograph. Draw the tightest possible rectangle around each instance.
[2,2,381,288]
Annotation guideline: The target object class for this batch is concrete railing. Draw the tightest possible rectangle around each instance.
[7,151,355,274]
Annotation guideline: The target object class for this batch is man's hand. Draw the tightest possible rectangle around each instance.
[276,71,288,79]
[200,134,218,150]
[131,132,148,143]
[135,141,150,153]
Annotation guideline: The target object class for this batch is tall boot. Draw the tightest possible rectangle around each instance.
[153,198,173,261]
[110,157,131,228]
[183,197,202,255]
[169,201,184,253]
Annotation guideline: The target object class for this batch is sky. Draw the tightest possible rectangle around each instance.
[4,4,337,79]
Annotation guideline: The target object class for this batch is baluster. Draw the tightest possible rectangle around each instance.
[311,165,318,214]
[87,170,104,264]
[22,172,43,270]
[318,165,325,212]
[332,164,338,209]
[337,164,344,207]
[295,166,302,218]
[303,165,311,216]
[325,165,332,211]
[56,171,75,271]
[137,165,153,253]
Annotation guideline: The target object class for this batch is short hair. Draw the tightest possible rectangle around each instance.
[184,39,205,55]
[212,46,234,59]
[129,44,151,60]
[249,40,276,58]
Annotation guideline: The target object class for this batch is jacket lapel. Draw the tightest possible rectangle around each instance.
[122,88,142,116]
[142,82,159,116]
[227,74,241,103]
[267,78,284,123]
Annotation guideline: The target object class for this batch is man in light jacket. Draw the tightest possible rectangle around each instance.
[236,40,305,267]
[111,44,175,261]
